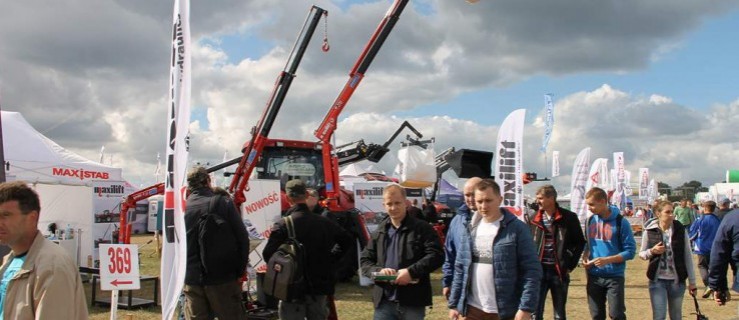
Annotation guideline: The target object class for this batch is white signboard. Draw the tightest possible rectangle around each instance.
[92,181,137,267]
[353,181,391,235]
[99,244,140,291]
[240,180,282,273]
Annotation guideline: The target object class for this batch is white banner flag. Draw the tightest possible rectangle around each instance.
[495,109,526,219]
[552,150,560,177]
[161,0,191,318]
[624,170,633,197]
[647,178,656,204]
[570,147,591,223]
[638,168,649,199]
[613,152,626,209]
[540,94,554,153]
[585,158,608,192]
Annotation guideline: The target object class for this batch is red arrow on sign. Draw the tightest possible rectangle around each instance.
[111,279,134,287]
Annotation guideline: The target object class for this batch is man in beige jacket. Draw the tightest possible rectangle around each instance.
[0,181,88,319]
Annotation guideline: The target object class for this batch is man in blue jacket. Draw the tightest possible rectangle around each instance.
[441,177,481,300]
[689,200,721,298]
[708,208,738,306]
[448,179,542,320]
[582,187,636,320]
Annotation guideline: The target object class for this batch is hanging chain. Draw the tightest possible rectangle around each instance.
[322,11,330,52]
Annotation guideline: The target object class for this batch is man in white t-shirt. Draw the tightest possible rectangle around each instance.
[448,179,542,320]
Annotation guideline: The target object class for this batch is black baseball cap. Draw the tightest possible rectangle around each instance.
[285,179,307,197]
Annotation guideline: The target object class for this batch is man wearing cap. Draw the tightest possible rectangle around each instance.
[263,179,353,320]
[183,167,250,320]
[716,198,733,221]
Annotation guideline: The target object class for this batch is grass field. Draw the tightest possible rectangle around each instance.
[89,234,737,319]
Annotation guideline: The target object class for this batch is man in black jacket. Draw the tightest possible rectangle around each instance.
[361,184,444,320]
[529,185,585,320]
[183,167,250,320]
[263,179,352,320]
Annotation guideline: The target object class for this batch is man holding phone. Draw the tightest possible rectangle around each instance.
[582,188,636,320]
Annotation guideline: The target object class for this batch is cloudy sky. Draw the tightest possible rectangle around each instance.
[1,0,738,193]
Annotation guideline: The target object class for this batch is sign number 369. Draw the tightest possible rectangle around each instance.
[107,246,132,274]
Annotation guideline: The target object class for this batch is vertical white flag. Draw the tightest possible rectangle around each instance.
[540,94,554,153]
[161,0,191,318]
[613,152,625,209]
[585,158,608,192]
[638,168,649,199]
[494,109,526,219]
[551,150,560,177]
[647,178,656,204]
[99,145,105,163]
[570,147,591,223]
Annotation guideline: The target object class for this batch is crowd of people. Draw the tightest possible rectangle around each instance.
[0,172,736,320]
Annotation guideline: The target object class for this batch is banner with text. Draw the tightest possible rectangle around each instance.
[161,0,191,318]
[552,150,560,177]
[494,109,526,219]
[571,147,591,222]
[540,94,554,153]
[638,168,649,199]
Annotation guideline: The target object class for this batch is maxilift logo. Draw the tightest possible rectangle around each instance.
[356,187,383,199]
[94,185,125,197]
[498,140,518,206]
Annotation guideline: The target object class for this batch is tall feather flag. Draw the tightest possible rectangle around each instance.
[540,94,554,153]
[612,152,626,209]
[494,109,526,219]
[647,178,656,204]
[551,150,560,177]
[154,153,162,183]
[161,0,191,318]
[638,168,649,199]
[99,146,105,163]
[585,158,608,192]
[571,147,591,223]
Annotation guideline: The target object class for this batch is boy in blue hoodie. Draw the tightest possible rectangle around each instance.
[582,187,636,320]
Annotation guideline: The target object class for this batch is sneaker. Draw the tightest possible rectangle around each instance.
[702,288,713,299]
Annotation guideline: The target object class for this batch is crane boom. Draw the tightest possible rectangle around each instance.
[314,0,409,142]
[313,0,410,211]
[228,6,328,207]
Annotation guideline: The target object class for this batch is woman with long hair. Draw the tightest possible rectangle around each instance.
[639,200,697,320]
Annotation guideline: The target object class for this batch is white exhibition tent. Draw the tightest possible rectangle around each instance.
[2,111,131,267]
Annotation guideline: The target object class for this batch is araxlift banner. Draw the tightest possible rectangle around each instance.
[571,147,591,223]
[161,0,191,318]
[494,109,526,219]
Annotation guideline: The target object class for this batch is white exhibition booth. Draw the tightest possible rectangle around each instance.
[2,111,135,267]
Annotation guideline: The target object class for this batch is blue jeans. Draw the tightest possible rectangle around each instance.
[535,265,569,320]
[648,279,685,320]
[586,275,626,320]
[373,299,425,320]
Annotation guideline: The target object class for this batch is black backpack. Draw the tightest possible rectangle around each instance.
[263,216,307,302]
[197,195,245,278]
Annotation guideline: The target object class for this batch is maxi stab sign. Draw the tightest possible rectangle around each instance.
[99,244,140,291]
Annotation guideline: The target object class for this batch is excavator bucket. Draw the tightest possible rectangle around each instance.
[445,149,493,178]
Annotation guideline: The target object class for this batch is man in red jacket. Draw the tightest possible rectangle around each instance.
[529,185,585,320]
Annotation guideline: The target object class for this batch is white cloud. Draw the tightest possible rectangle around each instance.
[1,0,738,192]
